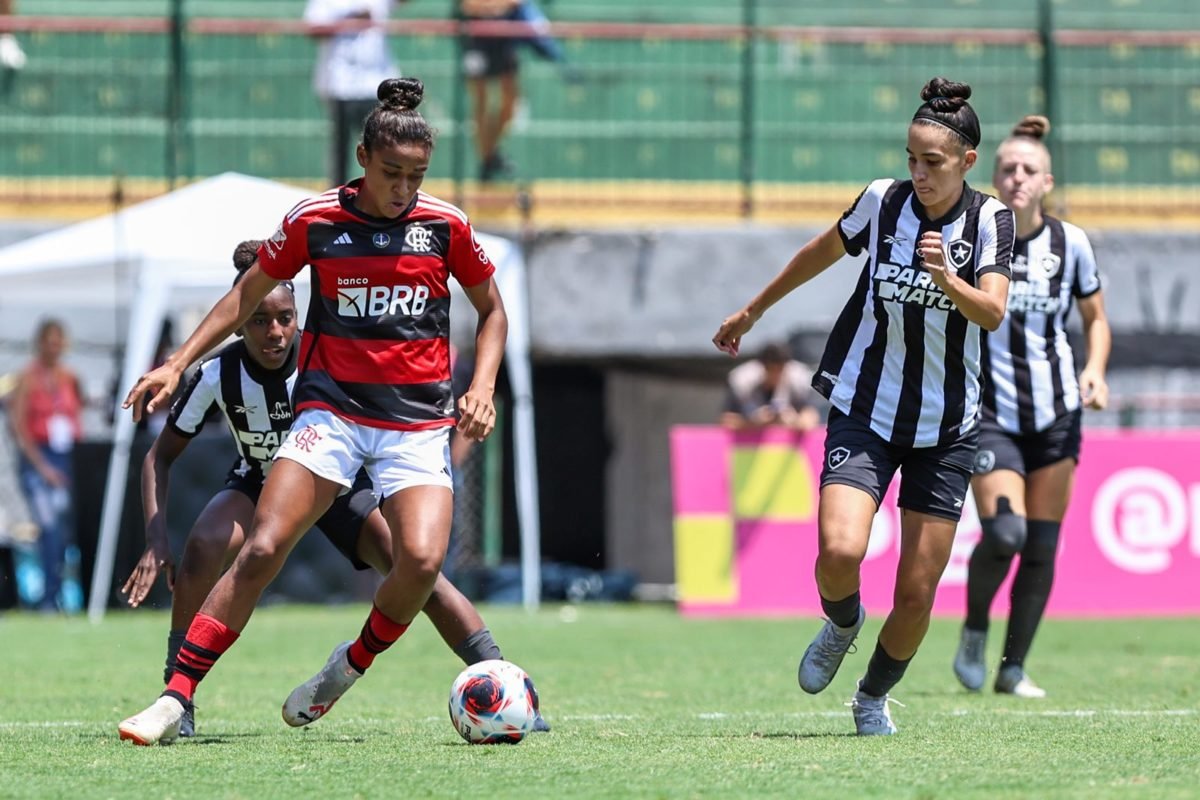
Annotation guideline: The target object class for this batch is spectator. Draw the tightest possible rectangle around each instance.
[0,0,27,73]
[720,342,820,433]
[9,319,82,612]
[460,0,564,182]
[304,0,404,187]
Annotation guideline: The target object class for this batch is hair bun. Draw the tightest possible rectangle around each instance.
[378,77,424,111]
[920,77,972,112]
[1011,114,1050,140]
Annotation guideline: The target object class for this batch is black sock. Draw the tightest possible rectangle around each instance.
[859,640,911,698]
[965,522,1018,632]
[820,590,861,629]
[164,629,186,686]
[1002,520,1061,668]
[453,627,503,666]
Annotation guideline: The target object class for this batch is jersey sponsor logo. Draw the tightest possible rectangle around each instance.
[874,262,955,310]
[372,232,391,249]
[337,282,430,318]
[827,446,850,470]
[819,370,840,385]
[402,224,434,254]
[1007,272,1064,314]
[268,401,292,421]
[332,232,353,246]
[232,403,258,415]
[236,428,285,462]
[947,239,974,270]
[264,223,287,259]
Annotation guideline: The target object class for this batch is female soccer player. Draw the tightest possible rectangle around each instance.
[953,115,1110,699]
[121,242,545,737]
[118,77,511,745]
[713,77,1014,735]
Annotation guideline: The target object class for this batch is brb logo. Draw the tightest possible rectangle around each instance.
[1092,467,1200,573]
[873,262,954,310]
[336,277,430,318]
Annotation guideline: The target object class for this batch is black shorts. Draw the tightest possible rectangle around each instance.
[819,407,978,521]
[974,409,1082,477]
[221,470,377,571]
[464,36,520,78]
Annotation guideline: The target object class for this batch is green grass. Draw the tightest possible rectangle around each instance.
[1,605,1198,799]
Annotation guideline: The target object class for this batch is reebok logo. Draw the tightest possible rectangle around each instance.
[332,232,352,246]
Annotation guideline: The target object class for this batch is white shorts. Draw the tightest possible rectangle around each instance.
[275,408,453,499]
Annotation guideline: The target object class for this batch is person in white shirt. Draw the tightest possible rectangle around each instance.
[304,0,404,187]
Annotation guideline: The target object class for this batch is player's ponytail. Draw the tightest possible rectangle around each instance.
[230,239,293,295]
[362,77,436,153]
[912,77,981,150]
[1011,115,1050,141]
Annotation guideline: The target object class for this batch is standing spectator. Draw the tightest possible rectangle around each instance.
[304,0,404,188]
[9,319,82,612]
[952,115,1111,699]
[720,342,820,432]
[461,0,523,182]
[0,0,27,73]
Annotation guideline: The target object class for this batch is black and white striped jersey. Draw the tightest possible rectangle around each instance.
[812,179,1015,448]
[981,215,1102,434]
[167,340,298,483]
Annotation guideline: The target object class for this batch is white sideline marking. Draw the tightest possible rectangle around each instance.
[0,721,87,729]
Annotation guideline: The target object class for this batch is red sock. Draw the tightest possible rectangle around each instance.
[346,605,409,674]
[163,613,240,703]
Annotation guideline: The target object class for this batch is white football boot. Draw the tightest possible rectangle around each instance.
[849,683,901,736]
[118,695,185,746]
[994,665,1046,698]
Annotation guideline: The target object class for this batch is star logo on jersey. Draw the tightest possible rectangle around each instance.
[827,446,850,470]
[403,224,433,254]
[372,232,391,249]
[1036,253,1061,279]
[232,403,258,415]
[974,449,996,474]
[947,239,974,270]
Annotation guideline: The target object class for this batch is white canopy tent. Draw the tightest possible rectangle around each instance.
[0,172,541,618]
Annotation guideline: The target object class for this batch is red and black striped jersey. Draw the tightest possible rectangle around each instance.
[257,181,495,431]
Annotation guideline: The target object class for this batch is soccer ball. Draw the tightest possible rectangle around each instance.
[448,659,537,744]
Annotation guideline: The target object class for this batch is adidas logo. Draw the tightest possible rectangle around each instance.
[332,232,352,246]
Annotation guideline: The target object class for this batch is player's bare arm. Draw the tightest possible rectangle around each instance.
[458,276,508,441]
[123,263,280,420]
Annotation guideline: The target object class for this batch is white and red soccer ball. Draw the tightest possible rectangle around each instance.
[448,659,537,744]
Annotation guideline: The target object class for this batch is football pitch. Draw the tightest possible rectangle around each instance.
[2,604,1197,799]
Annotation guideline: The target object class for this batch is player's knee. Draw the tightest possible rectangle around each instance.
[1022,520,1061,564]
[893,576,937,616]
[181,532,229,575]
[234,534,288,583]
[981,511,1027,558]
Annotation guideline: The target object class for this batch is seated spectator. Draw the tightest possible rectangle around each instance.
[721,342,820,432]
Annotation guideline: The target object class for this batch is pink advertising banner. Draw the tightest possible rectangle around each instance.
[671,425,1200,618]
